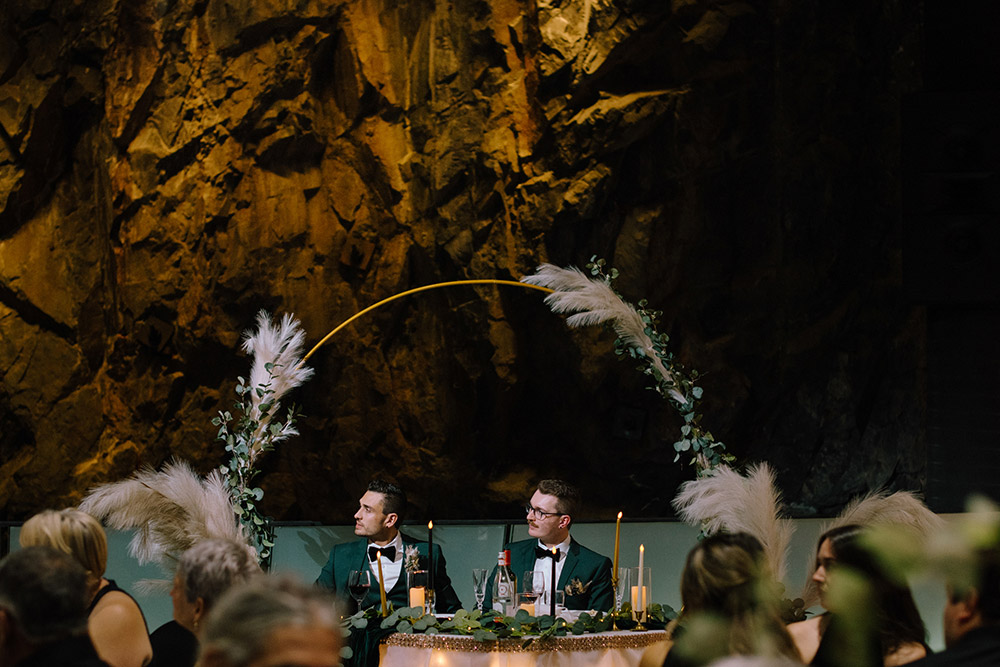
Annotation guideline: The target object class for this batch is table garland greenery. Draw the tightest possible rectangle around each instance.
[345,603,676,649]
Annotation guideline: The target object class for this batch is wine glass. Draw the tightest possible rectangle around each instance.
[615,566,630,612]
[523,570,545,605]
[472,568,488,611]
[347,569,371,609]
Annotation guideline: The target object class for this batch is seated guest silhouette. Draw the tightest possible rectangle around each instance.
[641,532,800,667]
[198,576,341,667]
[0,546,109,666]
[909,544,1000,666]
[316,478,462,612]
[485,479,613,612]
[149,539,260,667]
[788,524,928,666]
[20,508,152,667]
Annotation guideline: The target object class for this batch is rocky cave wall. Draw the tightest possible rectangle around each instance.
[0,0,924,521]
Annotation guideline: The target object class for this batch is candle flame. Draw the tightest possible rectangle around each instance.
[552,547,558,554]
[428,520,433,529]
[377,549,382,557]
[640,544,644,552]
[617,511,623,519]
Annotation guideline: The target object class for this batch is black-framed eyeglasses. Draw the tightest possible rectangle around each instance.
[524,503,563,519]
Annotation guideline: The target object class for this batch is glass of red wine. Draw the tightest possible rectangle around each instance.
[348,569,372,608]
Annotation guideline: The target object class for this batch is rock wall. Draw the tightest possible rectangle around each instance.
[0,0,924,521]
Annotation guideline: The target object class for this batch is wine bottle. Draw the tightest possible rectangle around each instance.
[492,549,516,616]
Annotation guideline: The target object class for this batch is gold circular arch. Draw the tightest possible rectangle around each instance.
[301,279,554,363]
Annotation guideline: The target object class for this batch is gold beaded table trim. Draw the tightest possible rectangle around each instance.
[383,630,668,653]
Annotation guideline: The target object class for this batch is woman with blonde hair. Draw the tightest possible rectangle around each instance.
[642,533,801,667]
[20,508,152,667]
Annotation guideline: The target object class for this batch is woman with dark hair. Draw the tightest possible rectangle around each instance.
[788,524,928,666]
[641,532,801,667]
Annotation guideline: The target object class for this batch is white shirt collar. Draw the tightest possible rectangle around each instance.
[369,532,403,561]
[537,537,571,557]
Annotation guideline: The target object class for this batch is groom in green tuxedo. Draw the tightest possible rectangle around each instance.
[485,479,613,612]
[316,479,462,613]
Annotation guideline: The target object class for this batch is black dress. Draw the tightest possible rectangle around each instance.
[149,620,199,667]
[17,634,110,666]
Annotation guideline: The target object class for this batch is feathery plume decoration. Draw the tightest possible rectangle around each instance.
[800,489,944,605]
[673,463,794,581]
[214,310,314,566]
[79,460,253,572]
[522,259,731,475]
[239,311,315,463]
[825,489,944,539]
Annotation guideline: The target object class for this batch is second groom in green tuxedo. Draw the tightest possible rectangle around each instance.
[485,479,613,612]
[316,479,462,613]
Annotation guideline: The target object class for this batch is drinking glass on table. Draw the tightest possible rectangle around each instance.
[615,567,630,611]
[472,568,489,611]
[347,569,372,609]
[523,570,545,605]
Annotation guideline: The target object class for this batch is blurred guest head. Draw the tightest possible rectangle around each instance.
[0,546,91,664]
[812,523,926,657]
[19,509,107,596]
[199,576,341,667]
[172,539,261,636]
[676,532,798,663]
[944,545,1000,646]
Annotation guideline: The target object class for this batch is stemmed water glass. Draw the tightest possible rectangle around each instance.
[472,568,489,611]
[348,569,372,609]
[615,567,630,611]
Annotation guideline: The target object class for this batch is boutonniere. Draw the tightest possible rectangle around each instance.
[404,545,421,574]
[564,577,592,596]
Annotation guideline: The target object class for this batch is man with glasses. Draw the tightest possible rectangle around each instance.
[485,479,613,612]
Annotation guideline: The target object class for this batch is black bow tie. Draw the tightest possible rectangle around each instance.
[535,546,562,561]
[368,546,396,562]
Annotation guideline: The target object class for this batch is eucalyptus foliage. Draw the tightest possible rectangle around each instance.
[212,361,300,567]
[346,602,675,647]
[587,257,734,476]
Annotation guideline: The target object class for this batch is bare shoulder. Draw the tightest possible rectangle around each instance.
[91,590,144,622]
[786,615,823,663]
[885,641,927,666]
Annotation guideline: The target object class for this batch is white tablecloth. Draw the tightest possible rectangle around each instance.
[379,629,668,667]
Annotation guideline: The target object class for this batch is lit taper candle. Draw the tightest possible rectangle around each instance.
[376,549,388,617]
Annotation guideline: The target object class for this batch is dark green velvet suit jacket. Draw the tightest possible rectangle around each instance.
[316,532,463,613]
[483,537,613,612]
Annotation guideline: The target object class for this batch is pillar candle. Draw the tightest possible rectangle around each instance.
[376,549,388,617]
[409,586,425,609]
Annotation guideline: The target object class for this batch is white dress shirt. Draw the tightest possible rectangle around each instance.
[368,533,404,592]
[531,538,570,599]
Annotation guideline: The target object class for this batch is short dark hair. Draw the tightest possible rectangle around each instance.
[536,479,580,518]
[0,546,90,643]
[367,479,407,522]
[950,546,1000,623]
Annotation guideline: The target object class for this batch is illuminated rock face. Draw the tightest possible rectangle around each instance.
[0,0,923,520]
